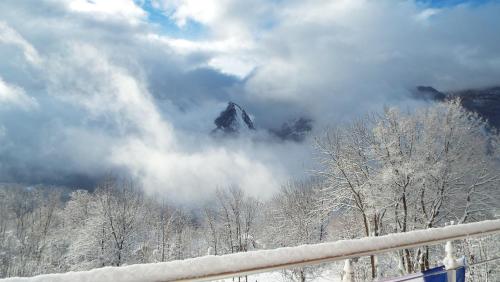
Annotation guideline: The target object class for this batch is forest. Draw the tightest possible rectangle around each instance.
[1,101,499,281]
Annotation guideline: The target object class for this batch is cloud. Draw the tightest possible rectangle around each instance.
[0,0,499,201]
[149,0,276,78]
[145,33,256,77]
[242,0,500,125]
[157,0,222,27]
[43,43,287,201]
[0,77,38,110]
[415,8,441,22]
[150,0,500,125]
[67,0,147,25]
[0,21,41,65]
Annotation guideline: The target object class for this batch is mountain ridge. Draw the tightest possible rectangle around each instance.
[415,85,500,128]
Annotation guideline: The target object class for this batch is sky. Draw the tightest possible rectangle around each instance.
[0,0,499,202]
[418,0,496,7]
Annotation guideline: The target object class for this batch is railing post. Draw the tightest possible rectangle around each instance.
[442,240,460,282]
[443,241,459,270]
[342,259,354,282]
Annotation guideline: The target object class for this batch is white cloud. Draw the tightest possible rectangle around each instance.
[0,21,41,65]
[149,0,500,115]
[415,8,441,22]
[1,0,500,200]
[146,33,256,77]
[111,140,285,201]
[0,77,38,110]
[241,0,500,124]
[141,0,278,79]
[153,0,224,26]
[146,34,253,54]
[68,0,146,25]
[44,44,285,200]
[208,56,255,78]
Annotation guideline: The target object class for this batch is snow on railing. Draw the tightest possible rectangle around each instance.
[3,219,500,282]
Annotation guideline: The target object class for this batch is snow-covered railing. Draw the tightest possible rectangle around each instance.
[4,219,500,282]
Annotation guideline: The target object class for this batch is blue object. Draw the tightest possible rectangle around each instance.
[421,264,466,282]
[381,264,466,281]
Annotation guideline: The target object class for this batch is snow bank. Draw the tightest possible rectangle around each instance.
[3,219,500,282]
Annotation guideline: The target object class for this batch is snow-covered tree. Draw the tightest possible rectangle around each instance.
[315,100,500,278]
[203,186,260,256]
[63,189,106,270]
[95,179,144,266]
[0,185,65,277]
[263,179,328,282]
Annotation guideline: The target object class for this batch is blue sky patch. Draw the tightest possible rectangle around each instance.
[139,0,207,39]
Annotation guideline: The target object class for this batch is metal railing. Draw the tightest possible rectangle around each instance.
[4,219,500,282]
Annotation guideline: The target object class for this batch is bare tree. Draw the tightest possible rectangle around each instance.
[95,178,144,266]
[0,185,64,277]
[263,179,328,282]
[315,100,500,278]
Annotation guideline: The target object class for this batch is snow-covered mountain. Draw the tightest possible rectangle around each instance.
[212,102,255,135]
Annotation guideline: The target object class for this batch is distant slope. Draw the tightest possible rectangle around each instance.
[415,86,500,128]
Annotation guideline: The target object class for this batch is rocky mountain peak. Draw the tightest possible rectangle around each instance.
[213,102,255,134]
